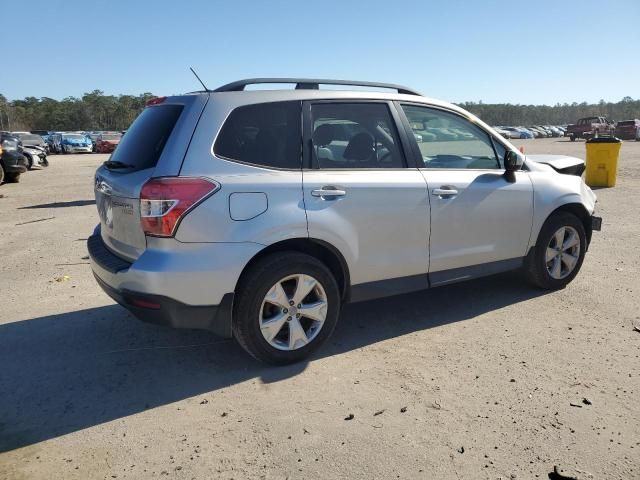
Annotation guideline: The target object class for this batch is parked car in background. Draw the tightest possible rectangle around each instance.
[566,116,615,141]
[546,126,564,137]
[12,133,48,169]
[60,133,93,153]
[492,126,511,139]
[47,133,63,154]
[95,132,122,153]
[615,119,640,140]
[0,133,29,183]
[527,126,545,138]
[500,127,523,139]
[13,132,47,150]
[88,132,102,151]
[21,144,48,169]
[519,127,536,139]
[535,126,552,137]
[88,77,600,364]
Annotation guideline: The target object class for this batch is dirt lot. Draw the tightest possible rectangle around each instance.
[0,138,638,480]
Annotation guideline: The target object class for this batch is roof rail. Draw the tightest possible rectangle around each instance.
[213,78,421,96]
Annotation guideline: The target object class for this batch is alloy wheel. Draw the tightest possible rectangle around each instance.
[546,226,581,280]
[259,274,328,351]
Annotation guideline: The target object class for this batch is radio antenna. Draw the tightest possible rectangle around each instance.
[189,67,210,92]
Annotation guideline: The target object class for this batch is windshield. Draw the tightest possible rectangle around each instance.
[63,134,85,140]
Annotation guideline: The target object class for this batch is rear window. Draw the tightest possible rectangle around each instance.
[109,104,183,170]
[214,101,301,169]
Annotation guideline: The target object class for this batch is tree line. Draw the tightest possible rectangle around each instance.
[459,97,639,126]
[1,90,639,132]
[0,90,155,132]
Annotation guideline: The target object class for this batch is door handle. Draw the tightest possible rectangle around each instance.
[311,187,346,199]
[432,187,459,197]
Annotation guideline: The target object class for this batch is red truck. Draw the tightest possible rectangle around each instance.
[615,119,640,140]
[566,116,615,141]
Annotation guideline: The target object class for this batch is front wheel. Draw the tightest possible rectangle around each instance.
[569,135,576,142]
[523,211,586,290]
[233,252,341,365]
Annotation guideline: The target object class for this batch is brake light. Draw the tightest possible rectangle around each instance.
[140,177,219,237]
[145,96,167,106]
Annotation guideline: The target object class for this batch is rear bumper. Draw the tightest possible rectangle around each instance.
[93,272,234,337]
[87,230,257,338]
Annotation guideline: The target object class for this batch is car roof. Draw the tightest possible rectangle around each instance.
[189,88,469,119]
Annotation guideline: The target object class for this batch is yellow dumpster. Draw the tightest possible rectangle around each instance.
[585,136,622,187]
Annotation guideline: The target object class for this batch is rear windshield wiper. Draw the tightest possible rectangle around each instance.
[103,160,134,170]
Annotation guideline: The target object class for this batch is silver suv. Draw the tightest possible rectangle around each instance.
[88,78,601,364]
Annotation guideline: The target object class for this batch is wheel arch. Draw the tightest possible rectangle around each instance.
[236,238,351,302]
[549,203,593,246]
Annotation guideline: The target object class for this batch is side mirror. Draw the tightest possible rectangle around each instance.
[503,150,523,183]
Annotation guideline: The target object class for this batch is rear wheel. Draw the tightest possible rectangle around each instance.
[570,135,576,142]
[233,252,340,365]
[0,163,5,184]
[524,211,586,290]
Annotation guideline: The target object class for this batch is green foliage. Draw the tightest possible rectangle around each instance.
[0,91,156,131]
[0,91,638,131]
[457,98,640,126]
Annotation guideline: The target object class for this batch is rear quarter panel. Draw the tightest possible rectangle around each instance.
[175,96,307,245]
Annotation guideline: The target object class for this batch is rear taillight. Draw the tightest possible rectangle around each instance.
[140,177,219,237]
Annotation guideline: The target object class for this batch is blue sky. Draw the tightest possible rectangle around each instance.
[3,0,638,104]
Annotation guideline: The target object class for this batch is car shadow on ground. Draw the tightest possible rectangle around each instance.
[0,272,546,453]
[18,200,96,209]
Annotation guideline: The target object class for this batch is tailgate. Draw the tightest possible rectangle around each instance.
[94,94,209,262]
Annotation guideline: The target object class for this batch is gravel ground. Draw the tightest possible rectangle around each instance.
[0,138,638,480]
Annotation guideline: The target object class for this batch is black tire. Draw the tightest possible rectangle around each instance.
[26,154,33,170]
[233,252,341,365]
[5,173,21,183]
[570,135,576,142]
[0,162,5,184]
[523,211,586,290]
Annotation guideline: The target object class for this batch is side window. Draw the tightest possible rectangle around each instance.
[214,101,301,169]
[401,104,500,169]
[310,103,405,169]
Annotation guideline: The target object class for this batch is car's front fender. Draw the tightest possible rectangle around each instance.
[527,166,596,248]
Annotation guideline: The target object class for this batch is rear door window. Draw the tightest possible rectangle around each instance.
[109,104,183,171]
[214,101,301,169]
[310,103,406,169]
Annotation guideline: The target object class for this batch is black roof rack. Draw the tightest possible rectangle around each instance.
[213,78,421,96]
